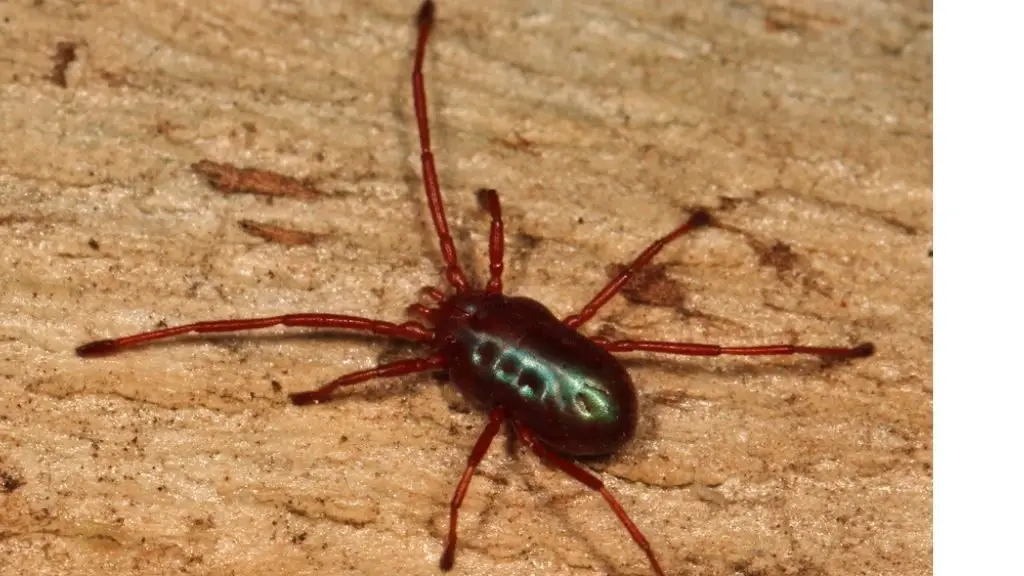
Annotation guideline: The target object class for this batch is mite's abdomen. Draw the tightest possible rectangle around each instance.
[441,296,638,456]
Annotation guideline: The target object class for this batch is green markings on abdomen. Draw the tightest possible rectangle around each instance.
[466,333,616,424]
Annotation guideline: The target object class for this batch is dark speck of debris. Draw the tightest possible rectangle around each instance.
[88,238,100,250]
[758,241,797,274]
[271,380,282,393]
[238,219,322,246]
[50,41,77,88]
[1,470,25,493]
[192,160,324,200]
[606,262,685,307]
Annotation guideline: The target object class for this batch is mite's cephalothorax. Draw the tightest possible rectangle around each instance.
[76,2,874,574]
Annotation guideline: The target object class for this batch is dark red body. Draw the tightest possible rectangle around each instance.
[434,292,638,456]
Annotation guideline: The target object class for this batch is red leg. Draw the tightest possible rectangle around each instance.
[564,210,710,329]
[477,188,505,294]
[289,355,445,405]
[406,303,437,323]
[412,1,470,293]
[440,406,505,570]
[420,286,445,302]
[600,338,875,359]
[513,424,665,576]
[76,314,434,357]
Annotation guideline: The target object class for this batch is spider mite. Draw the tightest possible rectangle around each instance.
[76,2,875,574]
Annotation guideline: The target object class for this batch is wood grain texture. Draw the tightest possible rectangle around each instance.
[0,1,931,575]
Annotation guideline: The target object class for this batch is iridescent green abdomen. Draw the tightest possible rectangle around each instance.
[436,294,638,456]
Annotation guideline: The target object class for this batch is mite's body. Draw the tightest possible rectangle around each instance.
[435,292,638,456]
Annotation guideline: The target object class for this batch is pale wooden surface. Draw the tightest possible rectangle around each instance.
[0,1,931,575]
